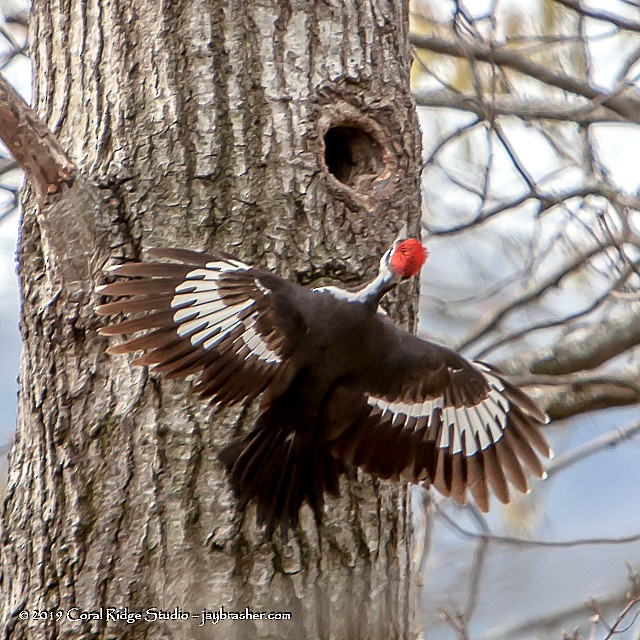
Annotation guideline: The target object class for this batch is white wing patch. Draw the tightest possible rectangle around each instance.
[171,262,282,365]
[367,362,511,456]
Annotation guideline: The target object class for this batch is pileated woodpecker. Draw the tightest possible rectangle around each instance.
[96,229,551,532]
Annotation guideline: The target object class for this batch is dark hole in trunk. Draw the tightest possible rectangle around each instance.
[323,126,385,191]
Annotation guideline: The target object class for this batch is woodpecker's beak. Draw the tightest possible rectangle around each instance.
[394,222,408,243]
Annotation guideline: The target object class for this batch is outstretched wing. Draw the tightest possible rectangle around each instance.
[322,325,551,511]
[96,248,303,407]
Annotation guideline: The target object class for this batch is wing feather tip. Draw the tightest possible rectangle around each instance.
[99,328,120,337]
[106,345,128,355]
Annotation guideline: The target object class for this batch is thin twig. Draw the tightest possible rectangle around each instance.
[553,0,640,34]
[546,421,640,479]
[436,504,640,547]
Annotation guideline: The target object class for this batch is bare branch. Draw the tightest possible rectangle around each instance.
[530,313,640,375]
[462,536,489,621]
[412,88,628,123]
[491,119,536,190]
[513,371,640,389]
[458,241,617,353]
[410,34,640,120]
[436,504,640,547]
[3,11,28,28]
[422,185,640,236]
[553,0,640,34]
[476,264,636,359]
[546,420,640,478]
[544,380,640,421]
[0,74,76,203]
[475,591,632,640]
[439,608,470,640]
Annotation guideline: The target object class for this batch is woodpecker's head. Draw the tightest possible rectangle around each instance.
[342,225,428,305]
[389,238,428,280]
[381,225,428,283]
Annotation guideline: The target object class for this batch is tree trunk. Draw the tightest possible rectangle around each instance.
[1,1,422,639]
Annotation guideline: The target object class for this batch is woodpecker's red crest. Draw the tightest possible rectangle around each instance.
[390,238,428,278]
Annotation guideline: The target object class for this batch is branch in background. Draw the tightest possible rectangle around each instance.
[436,503,640,547]
[546,420,640,478]
[553,0,640,34]
[513,371,639,388]
[0,158,17,177]
[544,380,640,421]
[4,13,28,28]
[457,241,617,353]
[422,184,640,236]
[477,261,637,359]
[410,34,640,120]
[412,88,628,124]
[0,74,76,203]
[474,591,632,640]
[598,596,640,640]
[439,609,470,640]
[413,9,640,637]
[530,314,640,375]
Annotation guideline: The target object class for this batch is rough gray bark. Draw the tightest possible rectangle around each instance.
[0,1,423,639]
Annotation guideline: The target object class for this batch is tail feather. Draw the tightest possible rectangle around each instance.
[218,408,344,535]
